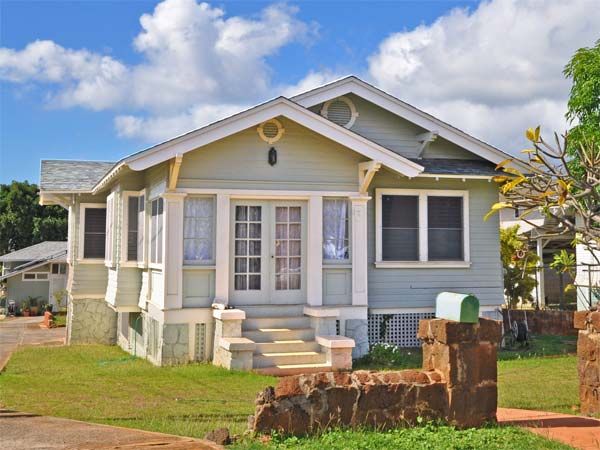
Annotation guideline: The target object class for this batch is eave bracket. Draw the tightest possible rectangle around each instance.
[358,161,382,194]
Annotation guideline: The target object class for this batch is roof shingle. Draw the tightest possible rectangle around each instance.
[411,158,499,176]
[40,160,115,192]
[0,241,67,262]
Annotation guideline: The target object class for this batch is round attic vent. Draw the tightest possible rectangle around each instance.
[257,119,285,144]
[321,96,358,129]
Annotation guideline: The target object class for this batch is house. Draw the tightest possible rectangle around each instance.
[499,207,577,309]
[0,241,68,311]
[39,76,508,372]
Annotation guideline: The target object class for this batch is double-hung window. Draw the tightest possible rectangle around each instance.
[80,204,107,260]
[323,198,350,262]
[183,197,214,265]
[150,197,164,265]
[123,193,145,263]
[376,189,469,267]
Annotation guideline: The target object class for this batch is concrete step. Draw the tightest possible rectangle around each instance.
[243,328,315,343]
[254,362,333,376]
[243,316,311,331]
[239,304,305,318]
[253,351,327,368]
[254,340,321,355]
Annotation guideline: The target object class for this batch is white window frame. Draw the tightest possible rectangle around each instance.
[322,197,352,266]
[78,203,107,263]
[121,189,147,267]
[51,263,67,275]
[22,272,49,281]
[105,193,116,267]
[375,188,470,268]
[183,195,216,266]
[149,196,164,269]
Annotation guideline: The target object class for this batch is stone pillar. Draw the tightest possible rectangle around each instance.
[417,318,502,428]
[574,311,600,415]
[345,318,369,358]
[212,309,255,370]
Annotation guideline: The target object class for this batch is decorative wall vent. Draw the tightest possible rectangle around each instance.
[368,312,435,347]
[257,119,285,144]
[195,323,206,361]
[321,96,358,129]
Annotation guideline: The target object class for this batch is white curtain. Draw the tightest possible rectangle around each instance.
[184,197,214,262]
[323,199,349,260]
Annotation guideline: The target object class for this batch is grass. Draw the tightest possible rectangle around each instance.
[0,334,580,446]
[0,345,275,437]
[231,425,572,449]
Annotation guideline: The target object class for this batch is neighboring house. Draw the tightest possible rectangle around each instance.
[0,241,68,310]
[39,76,508,371]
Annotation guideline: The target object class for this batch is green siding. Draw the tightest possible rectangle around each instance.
[367,170,503,309]
[177,117,364,191]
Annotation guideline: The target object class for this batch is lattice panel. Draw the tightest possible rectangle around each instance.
[195,323,206,361]
[368,312,435,348]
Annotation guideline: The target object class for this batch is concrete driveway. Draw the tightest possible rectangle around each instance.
[0,317,66,371]
[0,409,223,449]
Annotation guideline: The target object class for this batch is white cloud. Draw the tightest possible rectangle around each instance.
[367,0,600,153]
[0,0,316,140]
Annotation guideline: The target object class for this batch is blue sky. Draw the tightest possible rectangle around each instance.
[1,0,598,184]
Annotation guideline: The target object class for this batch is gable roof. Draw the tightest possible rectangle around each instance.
[91,96,425,193]
[292,76,514,166]
[41,160,115,192]
[0,241,67,262]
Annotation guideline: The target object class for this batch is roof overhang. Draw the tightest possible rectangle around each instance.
[292,76,522,169]
[0,253,67,282]
[91,96,424,193]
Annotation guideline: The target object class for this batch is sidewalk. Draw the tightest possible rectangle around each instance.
[498,407,600,450]
[0,409,222,449]
[0,316,66,371]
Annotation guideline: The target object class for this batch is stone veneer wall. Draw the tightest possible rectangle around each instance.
[250,318,501,435]
[345,319,369,358]
[574,310,600,414]
[67,298,117,345]
[161,323,189,365]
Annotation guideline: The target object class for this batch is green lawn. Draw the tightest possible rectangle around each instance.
[0,335,580,447]
[0,345,275,437]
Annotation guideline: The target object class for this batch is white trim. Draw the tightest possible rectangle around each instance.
[121,189,146,265]
[78,203,107,261]
[418,173,494,180]
[306,195,323,306]
[92,97,423,192]
[162,192,186,310]
[369,307,435,314]
[104,192,116,267]
[22,272,49,281]
[375,188,470,266]
[321,95,359,129]
[176,188,362,199]
[350,196,369,306]
[214,194,230,304]
[292,76,521,168]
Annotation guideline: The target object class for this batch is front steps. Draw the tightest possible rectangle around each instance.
[240,304,332,374]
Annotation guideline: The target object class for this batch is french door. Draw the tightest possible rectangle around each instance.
[229,200,306,305]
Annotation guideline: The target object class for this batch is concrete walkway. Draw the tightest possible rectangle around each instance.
[498,407,600,450]
[0,317,66,371]
[0,409,223,449]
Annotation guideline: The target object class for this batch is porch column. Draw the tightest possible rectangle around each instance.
[162,192,186,310]
[215,194,230,305]
[307,195,323,306]
[536,237,546,308]
[351,197,369,306]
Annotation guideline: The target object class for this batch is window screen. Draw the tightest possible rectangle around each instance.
[150,198,163,264]
[137,195,145,262]
[428,196,463,260]
[83,207,106,259]
[183,197,214,263]
[323,199,349,261]
[381,195,419,261]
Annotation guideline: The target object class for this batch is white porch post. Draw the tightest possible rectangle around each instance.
[307,195,323,306]
[536,237,546,308]
[215,193,231,305]
[351,197,369,306]
[162,192,186,310]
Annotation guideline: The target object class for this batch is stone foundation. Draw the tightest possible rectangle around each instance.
[250,318,501,435]
[574,311,600,415]
[67,298,117,345]
[345,319,369,358]
[161,323,189,365]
